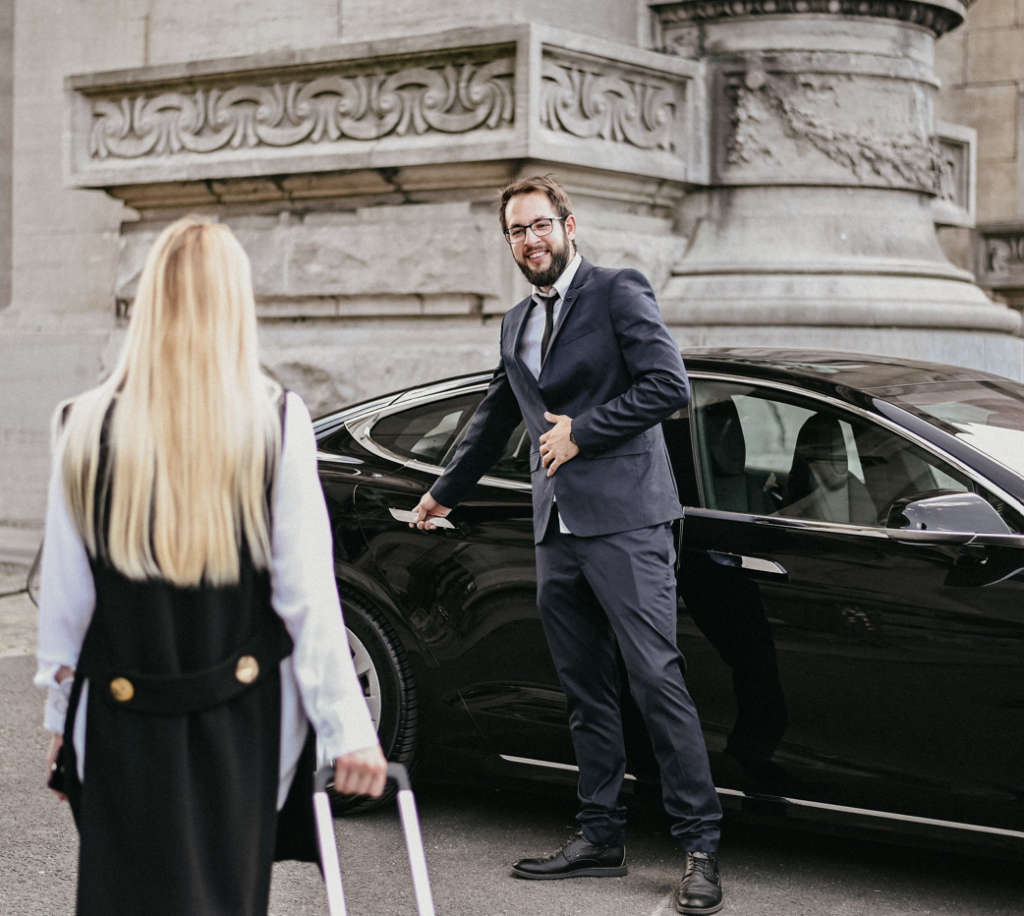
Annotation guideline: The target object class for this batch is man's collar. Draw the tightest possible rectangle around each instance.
[532,251,582,301]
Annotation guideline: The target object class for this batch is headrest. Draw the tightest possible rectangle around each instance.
[794,413,848,488]
[704,398,745,477]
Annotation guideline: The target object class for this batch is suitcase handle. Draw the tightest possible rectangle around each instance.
[313,762,435,916]
[313,762,411,794]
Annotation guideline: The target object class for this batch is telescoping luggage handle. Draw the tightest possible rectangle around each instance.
[313,762,436,916]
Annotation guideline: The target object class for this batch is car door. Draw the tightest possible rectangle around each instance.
[347,389,576,765]
[679,376,1024,831]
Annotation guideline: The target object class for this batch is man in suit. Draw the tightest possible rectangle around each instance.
[411,176,723,915]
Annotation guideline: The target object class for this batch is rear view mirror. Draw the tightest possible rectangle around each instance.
[885,491,1013,545]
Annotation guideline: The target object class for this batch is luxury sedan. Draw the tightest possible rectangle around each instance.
[31,349,1022,847]
[309,348,1024,848]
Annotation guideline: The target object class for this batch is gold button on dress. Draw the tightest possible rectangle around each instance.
[109,677,135,702]
[235,655,260,684]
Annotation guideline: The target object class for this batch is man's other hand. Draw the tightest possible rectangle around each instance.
[540,412,580,476]
[411,492,452,530]
[333,744,388,798]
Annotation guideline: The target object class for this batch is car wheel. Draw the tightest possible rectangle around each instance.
[325,592,418,814]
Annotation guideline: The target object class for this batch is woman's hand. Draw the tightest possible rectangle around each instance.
[46,733,66,801]
[333,744,388,798]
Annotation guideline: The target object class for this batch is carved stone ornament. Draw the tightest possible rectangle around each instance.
[652,0,967,38]
[724,71,941,192]
[67,27,703,193]
[931,122,976,228]
[978,226,1024,290]
[540,56,680,152]
[88,59,515,160]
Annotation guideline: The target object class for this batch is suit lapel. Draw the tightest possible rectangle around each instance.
[541,258,593,368]
[507,295,536,382]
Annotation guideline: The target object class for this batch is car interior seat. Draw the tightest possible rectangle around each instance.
[700,398,776,515]
[783,413,877,525]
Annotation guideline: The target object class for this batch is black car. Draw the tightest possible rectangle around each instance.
[314,349,1024,847]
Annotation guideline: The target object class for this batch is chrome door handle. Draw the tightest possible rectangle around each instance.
[388,507,455,529]
[707,551,787,575]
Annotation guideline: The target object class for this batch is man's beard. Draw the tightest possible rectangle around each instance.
[514,237,573,288]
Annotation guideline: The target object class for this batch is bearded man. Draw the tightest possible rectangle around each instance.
[411,175,724,915]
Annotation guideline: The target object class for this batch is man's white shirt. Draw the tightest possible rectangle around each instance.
[517,252,582,535]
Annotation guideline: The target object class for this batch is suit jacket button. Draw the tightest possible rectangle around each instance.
[109,677,134,702]
[235,655,259,684]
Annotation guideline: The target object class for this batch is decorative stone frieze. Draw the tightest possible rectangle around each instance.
[88,59,516,160]
[540,52,681,152]
[67,26,704,201]
[723,68,941,192]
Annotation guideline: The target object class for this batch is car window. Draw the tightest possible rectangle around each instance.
[486,421,532,483]
[370,393,482,464]
[692,380,972,527]
[370,393,531,483]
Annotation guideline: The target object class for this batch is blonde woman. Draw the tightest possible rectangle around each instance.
[34,217,386,916]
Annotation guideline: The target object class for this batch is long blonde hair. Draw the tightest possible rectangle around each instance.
[58,216,282,587]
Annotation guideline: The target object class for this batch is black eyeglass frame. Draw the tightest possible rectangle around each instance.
[503,216,570,245]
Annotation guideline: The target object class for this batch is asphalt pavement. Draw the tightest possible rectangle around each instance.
[2,572,1023,916]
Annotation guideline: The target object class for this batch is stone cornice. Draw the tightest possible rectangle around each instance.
[649,0,967,37]
[66,25,706,200]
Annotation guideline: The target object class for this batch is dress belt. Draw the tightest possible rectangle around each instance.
[79,620,294,715]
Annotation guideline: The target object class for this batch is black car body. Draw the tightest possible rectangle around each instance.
[313,349,1024,849]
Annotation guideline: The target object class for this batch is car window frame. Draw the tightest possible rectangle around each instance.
[343,383,532,493]
[686,372,1024,534]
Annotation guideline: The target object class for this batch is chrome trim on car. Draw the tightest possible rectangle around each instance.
[687,371,1024,524]
[712,553,789,575]
[316,451,364,465]
[499,755,637,782]
[403,458,532,492]
[506,757,1024,837]
[715,788,1024,840]
[684,506,889,539]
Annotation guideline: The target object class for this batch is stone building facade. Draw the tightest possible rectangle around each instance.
[934,0,1024,311]
[0,0,1021,557]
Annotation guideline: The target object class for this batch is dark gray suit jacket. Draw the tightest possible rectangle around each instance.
[430,258,689,543]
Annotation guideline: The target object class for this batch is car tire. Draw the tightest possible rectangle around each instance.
[327,591,418,814]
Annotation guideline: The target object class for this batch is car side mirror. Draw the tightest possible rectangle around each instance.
[885,491,1012,545]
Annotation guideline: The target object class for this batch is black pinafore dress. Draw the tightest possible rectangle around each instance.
[60,412,319,916]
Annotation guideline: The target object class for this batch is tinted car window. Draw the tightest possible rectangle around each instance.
[370,393,482,465]
[692,380,971,527]
[369,393,531,483]
[487,421,531,483]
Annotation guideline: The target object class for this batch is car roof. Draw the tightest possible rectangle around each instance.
[314,348,1017,426]
[680,348,1012,393]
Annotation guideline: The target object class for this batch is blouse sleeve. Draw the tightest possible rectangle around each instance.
[270,392,379,761]
[33,435,97,733]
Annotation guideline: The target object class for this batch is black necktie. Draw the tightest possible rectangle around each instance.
[540,293,559,364]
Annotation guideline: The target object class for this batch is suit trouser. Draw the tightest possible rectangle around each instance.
[535,516,722,852]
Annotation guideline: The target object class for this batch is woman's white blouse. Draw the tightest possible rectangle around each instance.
[34,392,380,807]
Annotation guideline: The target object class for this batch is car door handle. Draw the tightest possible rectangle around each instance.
[707,551,787,576]
[388,507,456,529]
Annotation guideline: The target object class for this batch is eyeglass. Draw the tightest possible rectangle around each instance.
[503,217,569,245]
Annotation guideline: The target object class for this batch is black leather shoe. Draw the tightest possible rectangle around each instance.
[675,851,723,914]
[511,829,627,880]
